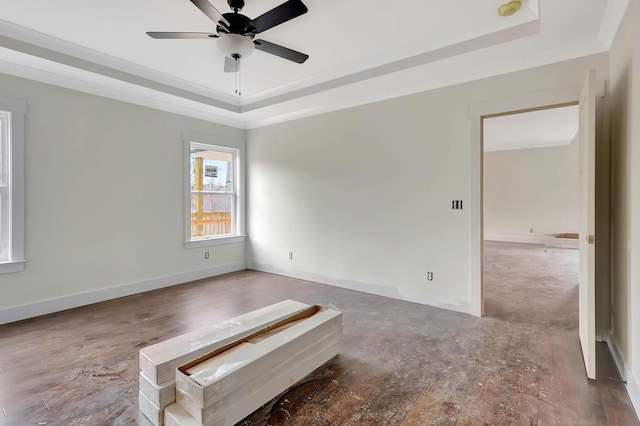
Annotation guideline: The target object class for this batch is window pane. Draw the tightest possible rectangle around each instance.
[191,193,233,238]
[190,148,233,193]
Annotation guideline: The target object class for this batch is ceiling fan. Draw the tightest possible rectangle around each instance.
[147,0,309,76]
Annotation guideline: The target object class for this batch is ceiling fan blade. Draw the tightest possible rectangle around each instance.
[224,56,239,73]
[254,39,308,63]
[248,0,308,34]
[189,0,230,30]
[146,32,218,39]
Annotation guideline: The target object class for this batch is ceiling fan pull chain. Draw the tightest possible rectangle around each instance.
[236,57,242,96]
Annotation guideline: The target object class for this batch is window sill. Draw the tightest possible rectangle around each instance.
[184,235,246,249]
[0,260,25,274]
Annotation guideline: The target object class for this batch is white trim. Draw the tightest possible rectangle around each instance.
[0,57,246,129]
[469,86,588,317]
[484,234,547,245]
[0,259,25,274]
[185,235,246,248]
[0,261,246,325]
[182,132,246,244]
[0,19,240,109]
[608,336,627,383]
[248,263,471,315]
[628,371,640,422]
[0,112,9,262]
[607,337,640,420]
[468,82,604,117]
[0,16,540,116]
[470,114,483,317]
[0,96,26,274]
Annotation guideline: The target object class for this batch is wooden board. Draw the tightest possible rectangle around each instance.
[552,233,579,239]
[139,390,163,426]
[139,371,176,411]
[139,299,311,384]
[165,403,200,426]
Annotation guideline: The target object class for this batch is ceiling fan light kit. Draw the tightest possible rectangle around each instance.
[217,34,255,59]
[147,0,309,96]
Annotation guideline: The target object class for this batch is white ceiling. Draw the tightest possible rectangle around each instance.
[0,0,629,128]
[483,105,579,152]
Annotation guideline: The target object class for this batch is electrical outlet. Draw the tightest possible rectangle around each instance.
[530,228,534,233]
[427,272,434,281]
[204,251,210,260]
[452,200,463,210]
[288,252,293,260]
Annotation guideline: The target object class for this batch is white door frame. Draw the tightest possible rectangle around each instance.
[468,83,604,317]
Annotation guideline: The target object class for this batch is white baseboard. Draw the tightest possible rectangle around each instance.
[0,261,246,325]
[484,234,547,244]
[608,335,626,376]
[628,372,640,422]
[248,263,470,315]
[607,336,640,420]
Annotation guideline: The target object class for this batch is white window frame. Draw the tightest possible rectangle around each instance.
[0,97,26,274]
[183,134,245,248]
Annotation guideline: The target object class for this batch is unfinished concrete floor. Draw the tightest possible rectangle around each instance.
[0,241,637,425]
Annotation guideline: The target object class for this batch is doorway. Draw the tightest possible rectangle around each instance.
[481,105,580,323]
[469,72,609,380]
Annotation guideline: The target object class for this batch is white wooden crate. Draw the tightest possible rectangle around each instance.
[173,306,342,425]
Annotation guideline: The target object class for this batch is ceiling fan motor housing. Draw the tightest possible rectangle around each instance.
[218,13,255,36]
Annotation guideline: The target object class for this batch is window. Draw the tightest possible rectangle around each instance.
[0,97,26,274]
[185,141,243,246]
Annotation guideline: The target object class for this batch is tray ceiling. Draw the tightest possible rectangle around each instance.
[0,0,628,128]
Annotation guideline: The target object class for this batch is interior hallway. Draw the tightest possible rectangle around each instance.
[0,242,637,425]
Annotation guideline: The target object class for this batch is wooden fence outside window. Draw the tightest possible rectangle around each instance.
[191,211,231,237]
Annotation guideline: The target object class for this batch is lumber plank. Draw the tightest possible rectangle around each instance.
[165,403,200,426]
[139,371,176,410]
[139,391,163,426]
